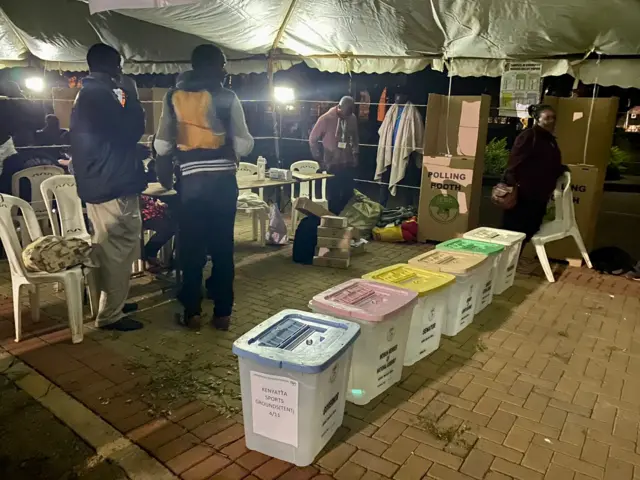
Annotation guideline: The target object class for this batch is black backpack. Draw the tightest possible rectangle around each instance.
[292,216,321,264]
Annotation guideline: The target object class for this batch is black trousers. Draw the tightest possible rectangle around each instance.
[143,217,177,259]
[327,165,355,215]
[502,196,548,246]
[178,173,238,318]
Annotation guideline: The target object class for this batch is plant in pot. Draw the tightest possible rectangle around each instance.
[607,146,632,181]
[484,138,509,178]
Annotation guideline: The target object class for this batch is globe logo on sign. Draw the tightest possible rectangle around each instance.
[429,194,459,224]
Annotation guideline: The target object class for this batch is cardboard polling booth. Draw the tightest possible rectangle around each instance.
[417,95,491,242]
[541,97,618,260]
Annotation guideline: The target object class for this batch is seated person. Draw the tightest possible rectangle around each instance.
[35,115,69,147]
[141,192,176,272]
[141,154,177,272]
[66,151,177,271]
[0,81,50,194]
[0,81,43,148]
[35,114,70,162]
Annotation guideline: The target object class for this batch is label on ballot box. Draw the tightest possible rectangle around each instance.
[250,371,299,447]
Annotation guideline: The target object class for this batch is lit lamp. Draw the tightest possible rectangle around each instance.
[273,86,295,104]
[25,77,44,93]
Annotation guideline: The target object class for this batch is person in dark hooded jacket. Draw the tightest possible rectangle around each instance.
[70,43,146,332]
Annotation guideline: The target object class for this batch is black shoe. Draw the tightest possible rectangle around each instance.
[99,317,144,332]
[122,303,138,314]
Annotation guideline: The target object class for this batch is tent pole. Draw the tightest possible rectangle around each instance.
[268,0,300,170]
[271,0,301,52]
[267,54,280,168]
[267,0,298,168]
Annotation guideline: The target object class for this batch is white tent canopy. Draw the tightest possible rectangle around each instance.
[0,0,289,74]
[2,0,640,86]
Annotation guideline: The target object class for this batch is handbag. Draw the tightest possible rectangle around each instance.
[491,182,518,210]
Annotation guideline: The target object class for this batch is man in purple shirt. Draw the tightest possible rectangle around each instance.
[309,96,360,214]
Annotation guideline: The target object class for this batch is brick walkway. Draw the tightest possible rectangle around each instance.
[2,218,640,480]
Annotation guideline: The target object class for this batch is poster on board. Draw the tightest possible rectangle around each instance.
[499,63,542,118]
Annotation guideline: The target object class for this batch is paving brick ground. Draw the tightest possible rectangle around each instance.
[2,217,640,479]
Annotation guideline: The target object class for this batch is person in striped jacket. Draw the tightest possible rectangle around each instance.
[154,44,254,330]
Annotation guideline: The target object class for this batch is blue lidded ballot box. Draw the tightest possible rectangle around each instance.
[232,309,360,466]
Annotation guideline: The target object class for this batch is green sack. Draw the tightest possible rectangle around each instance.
[339,189,383,239]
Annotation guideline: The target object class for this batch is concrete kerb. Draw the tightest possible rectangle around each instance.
[0,349,178,480]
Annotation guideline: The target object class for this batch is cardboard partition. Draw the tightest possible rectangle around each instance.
[52,88,80,129]
[418,95,491,242]
[545,96,619,173]
[545,164,602,260]
[138,88,169,135]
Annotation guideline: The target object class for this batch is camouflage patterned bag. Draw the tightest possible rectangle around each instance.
[22,236,96,273]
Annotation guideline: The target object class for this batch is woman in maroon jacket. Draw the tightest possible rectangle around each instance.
[502,104,567,244]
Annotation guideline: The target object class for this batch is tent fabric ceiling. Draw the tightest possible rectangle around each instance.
[2,0,640,87]
[0,0,276,74]
[105,0,640,58]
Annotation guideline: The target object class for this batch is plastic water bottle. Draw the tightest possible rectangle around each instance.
[257,156,267,180]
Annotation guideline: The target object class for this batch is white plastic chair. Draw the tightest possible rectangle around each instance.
[531,171,593,282]
[40,175,98,313]
[12,166,65,245]
[289,160,328,231]
[40,175,90,242]
[0,194,85,343]
[236,161,267,246]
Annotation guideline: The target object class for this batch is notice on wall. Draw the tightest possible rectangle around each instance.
[499,63,542,118]
[250,371,299,447]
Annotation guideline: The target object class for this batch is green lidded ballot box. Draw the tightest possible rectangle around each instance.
[436,238,504,312]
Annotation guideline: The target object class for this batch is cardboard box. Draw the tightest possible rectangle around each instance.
[313,256,350,269]
[317,226,352,239]
[316,247,350,259]
[545,164,601,260]
[540,97,617,258]
[321,216,348,228]
[351,243,366,256]
[317,236,351,249]
[417,94,491,242]
[293,197,333,218]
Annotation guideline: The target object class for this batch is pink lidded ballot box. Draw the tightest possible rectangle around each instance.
[309,279,417,405]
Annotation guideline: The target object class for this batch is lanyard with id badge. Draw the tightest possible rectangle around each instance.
[337,118,348,150]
